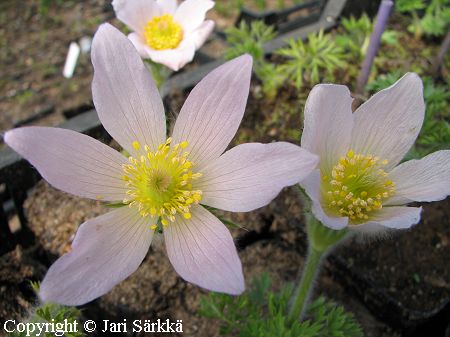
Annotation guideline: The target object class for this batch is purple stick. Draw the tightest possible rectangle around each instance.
[356,0,393,94]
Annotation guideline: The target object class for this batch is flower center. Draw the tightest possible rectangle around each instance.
[122,138,202,229]
[321,150,395,224]
[144,14,183,50]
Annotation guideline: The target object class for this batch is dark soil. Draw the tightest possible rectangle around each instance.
[0,245,46,324]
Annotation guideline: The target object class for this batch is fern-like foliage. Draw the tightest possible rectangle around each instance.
[224,20,276,62]
[199,273,363,337]
[396,0,426,12]
[396,0,450,37]
[275,30,346,89]
[336,14,398,66]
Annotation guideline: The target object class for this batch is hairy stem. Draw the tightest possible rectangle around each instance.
[288,245,324,321]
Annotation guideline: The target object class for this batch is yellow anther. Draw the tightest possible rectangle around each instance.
[347,150,355,158]
[183,212,192,220]
[180,141,189,148]
[132,141,141,150]
[150,224,157,230]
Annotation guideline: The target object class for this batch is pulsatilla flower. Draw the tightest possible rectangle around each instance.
[112,0,215,71]
[300,73,450,232]
[5,24,318,305]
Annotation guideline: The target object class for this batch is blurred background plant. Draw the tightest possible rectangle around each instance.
[335,14,399,76]
[395,0,450,38]
[275,30,346,89]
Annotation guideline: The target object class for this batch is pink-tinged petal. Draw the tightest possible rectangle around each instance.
[356,206,422,230]
[39,207,154,305]
[196,142,318,212]
[92,24,166,154]
[112,0,160,34]
[5,127,127,201]
[300,170,348,230]
[174,0,214,33]
[350,73,425,169]
[143,39,196,71]
[301,84,353,173]
[189,20,215,48]
[171,55,253,168]
[386,150,450,205]
[157,0,177,14]
[164,205,244,295]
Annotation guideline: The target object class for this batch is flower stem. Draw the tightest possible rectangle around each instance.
[145,60,172,90]
[288,245,324,321]
[289,188,350,321]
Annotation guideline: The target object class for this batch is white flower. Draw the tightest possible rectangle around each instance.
[300,73,450,232]
[113,0,215,70]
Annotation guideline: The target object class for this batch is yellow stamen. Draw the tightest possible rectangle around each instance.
[144,14,183,50]
[122,139,202,227]
[322,149,395,224]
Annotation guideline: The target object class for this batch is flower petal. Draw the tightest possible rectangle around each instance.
[171,55,253,168]
[300,170,349,230]
[189,20,215,49]
[143,39,196,71]
[196,142,318,212]
[386,150,450,205]
[92,23,166,154]
[356,206,422,230]
[164,205,244,295]
[157,0,177,14]
[350,73,425,169]
[5,127,127,201]
[301,84,354,173]
[112,0,160,34]
[174,0,214,33]
[39,207,154,305]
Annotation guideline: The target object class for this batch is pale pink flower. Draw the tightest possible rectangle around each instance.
[112,0,215,71]
[5,24,318,305]
[300,73,450,232]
